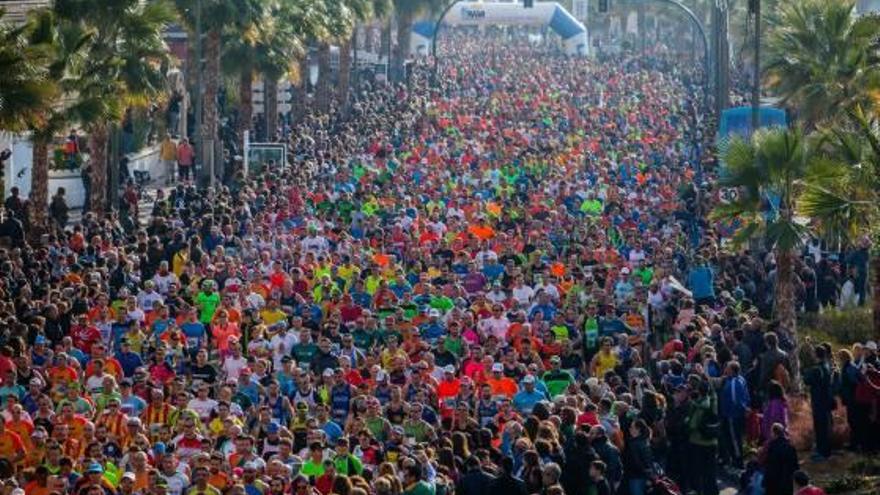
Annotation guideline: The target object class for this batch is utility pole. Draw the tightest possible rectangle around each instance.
[751,0,760,132]
[194,0,203,183]
[714,0,730,118]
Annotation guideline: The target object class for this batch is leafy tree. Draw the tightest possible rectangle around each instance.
[764,0,880,127]
[54,0,174,214]
[800,106,880,336]
[712,128,816,386]
[0,8,56,133]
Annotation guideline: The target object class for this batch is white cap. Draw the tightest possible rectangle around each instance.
[429,308,441,317]
[376,370,388,381]
[491,363,504,372]
[866,341,878,351]
[522,375,536,384]
[620,267,631,275]
[443,365,455,374]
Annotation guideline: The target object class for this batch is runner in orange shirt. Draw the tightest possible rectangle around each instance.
[0,416,26,465]
[485,363,518,398]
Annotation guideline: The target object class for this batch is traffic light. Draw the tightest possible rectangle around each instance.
[599,0,610,13]
[524,0,533,8]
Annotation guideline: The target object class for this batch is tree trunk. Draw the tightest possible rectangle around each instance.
[316,42,331,113]
[338,34,353,108]
[265,77,278,141]
[291,56,308,123]
[88,122,109,215]
[774,247,801,390]
[393,9,413,83]
[30,138,49,230]
[202,28,221,184]
[238,68,252,150]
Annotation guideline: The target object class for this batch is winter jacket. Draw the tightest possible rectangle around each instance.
[623,435,654,480]
[719,374,750,419]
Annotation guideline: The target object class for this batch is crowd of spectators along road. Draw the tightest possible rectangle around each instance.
[0,30,873,495]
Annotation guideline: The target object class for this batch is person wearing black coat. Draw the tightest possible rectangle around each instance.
[561,431,596,495]
[623,419,654,495]
[590,425,622,489]
[455,456,496,495]
[803,344,834,459]
[762,424,799,495]
[491,456,527,495]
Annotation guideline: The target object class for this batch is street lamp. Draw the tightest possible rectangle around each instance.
[750,0,760,132]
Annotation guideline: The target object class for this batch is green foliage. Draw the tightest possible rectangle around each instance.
[0,8,58,132]
[850,457,880,476]
[51,147,82,171]
[800,308,874,348]
[824,474,868,494]
[764,0,880,126]
[711,127,812,252]
[800,106,880,251]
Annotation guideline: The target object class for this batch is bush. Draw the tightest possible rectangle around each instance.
[799,308,873,348]
[824,474,868,494]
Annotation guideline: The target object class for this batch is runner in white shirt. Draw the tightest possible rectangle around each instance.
[511,276,535,306]
[187,384,218,422]
[269,328,299,370]
[478,304,510,341]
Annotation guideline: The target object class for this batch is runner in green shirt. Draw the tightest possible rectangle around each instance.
[195,281,221,324]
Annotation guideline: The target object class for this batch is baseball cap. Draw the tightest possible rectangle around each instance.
[550,355,561,364]
[620,267,631,274]
[322,368,334,378]
[122,472,136,482]
[86,463,104,474]
[522,375,536,384]
[443,365,455,374]
[267,421,280,434]
[867,341,878,351]
[491,363,504,373]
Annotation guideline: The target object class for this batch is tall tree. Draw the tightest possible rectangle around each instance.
[763,0,880,127]
[0,8,56,134]
[800,105,880,336]
[337,0,391,109]
[712,128,816,387]
[54,0,174,214]
[176,0,259,184]
[25,8,96,230]
[391,0,424,83]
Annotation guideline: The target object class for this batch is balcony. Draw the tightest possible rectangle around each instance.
[0,0,52,25]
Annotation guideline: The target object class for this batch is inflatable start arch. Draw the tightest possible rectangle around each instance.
[412,1,589,57]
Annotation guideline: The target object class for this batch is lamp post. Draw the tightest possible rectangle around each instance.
[750,0,761,132]
[194,0,204,183]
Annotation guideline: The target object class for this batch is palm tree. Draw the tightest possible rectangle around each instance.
[176,0,260,183]
[712,127,816,386]
[763,0,880,127]
[25,9,95,230]
[337,0,391,109]
[312,0,356,113]
[54,0,174,214]
[0,8,56,133]
[391,0,428,83]
[800,105,880,337]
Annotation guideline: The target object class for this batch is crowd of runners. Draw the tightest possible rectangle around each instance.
[0,30,873,495]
